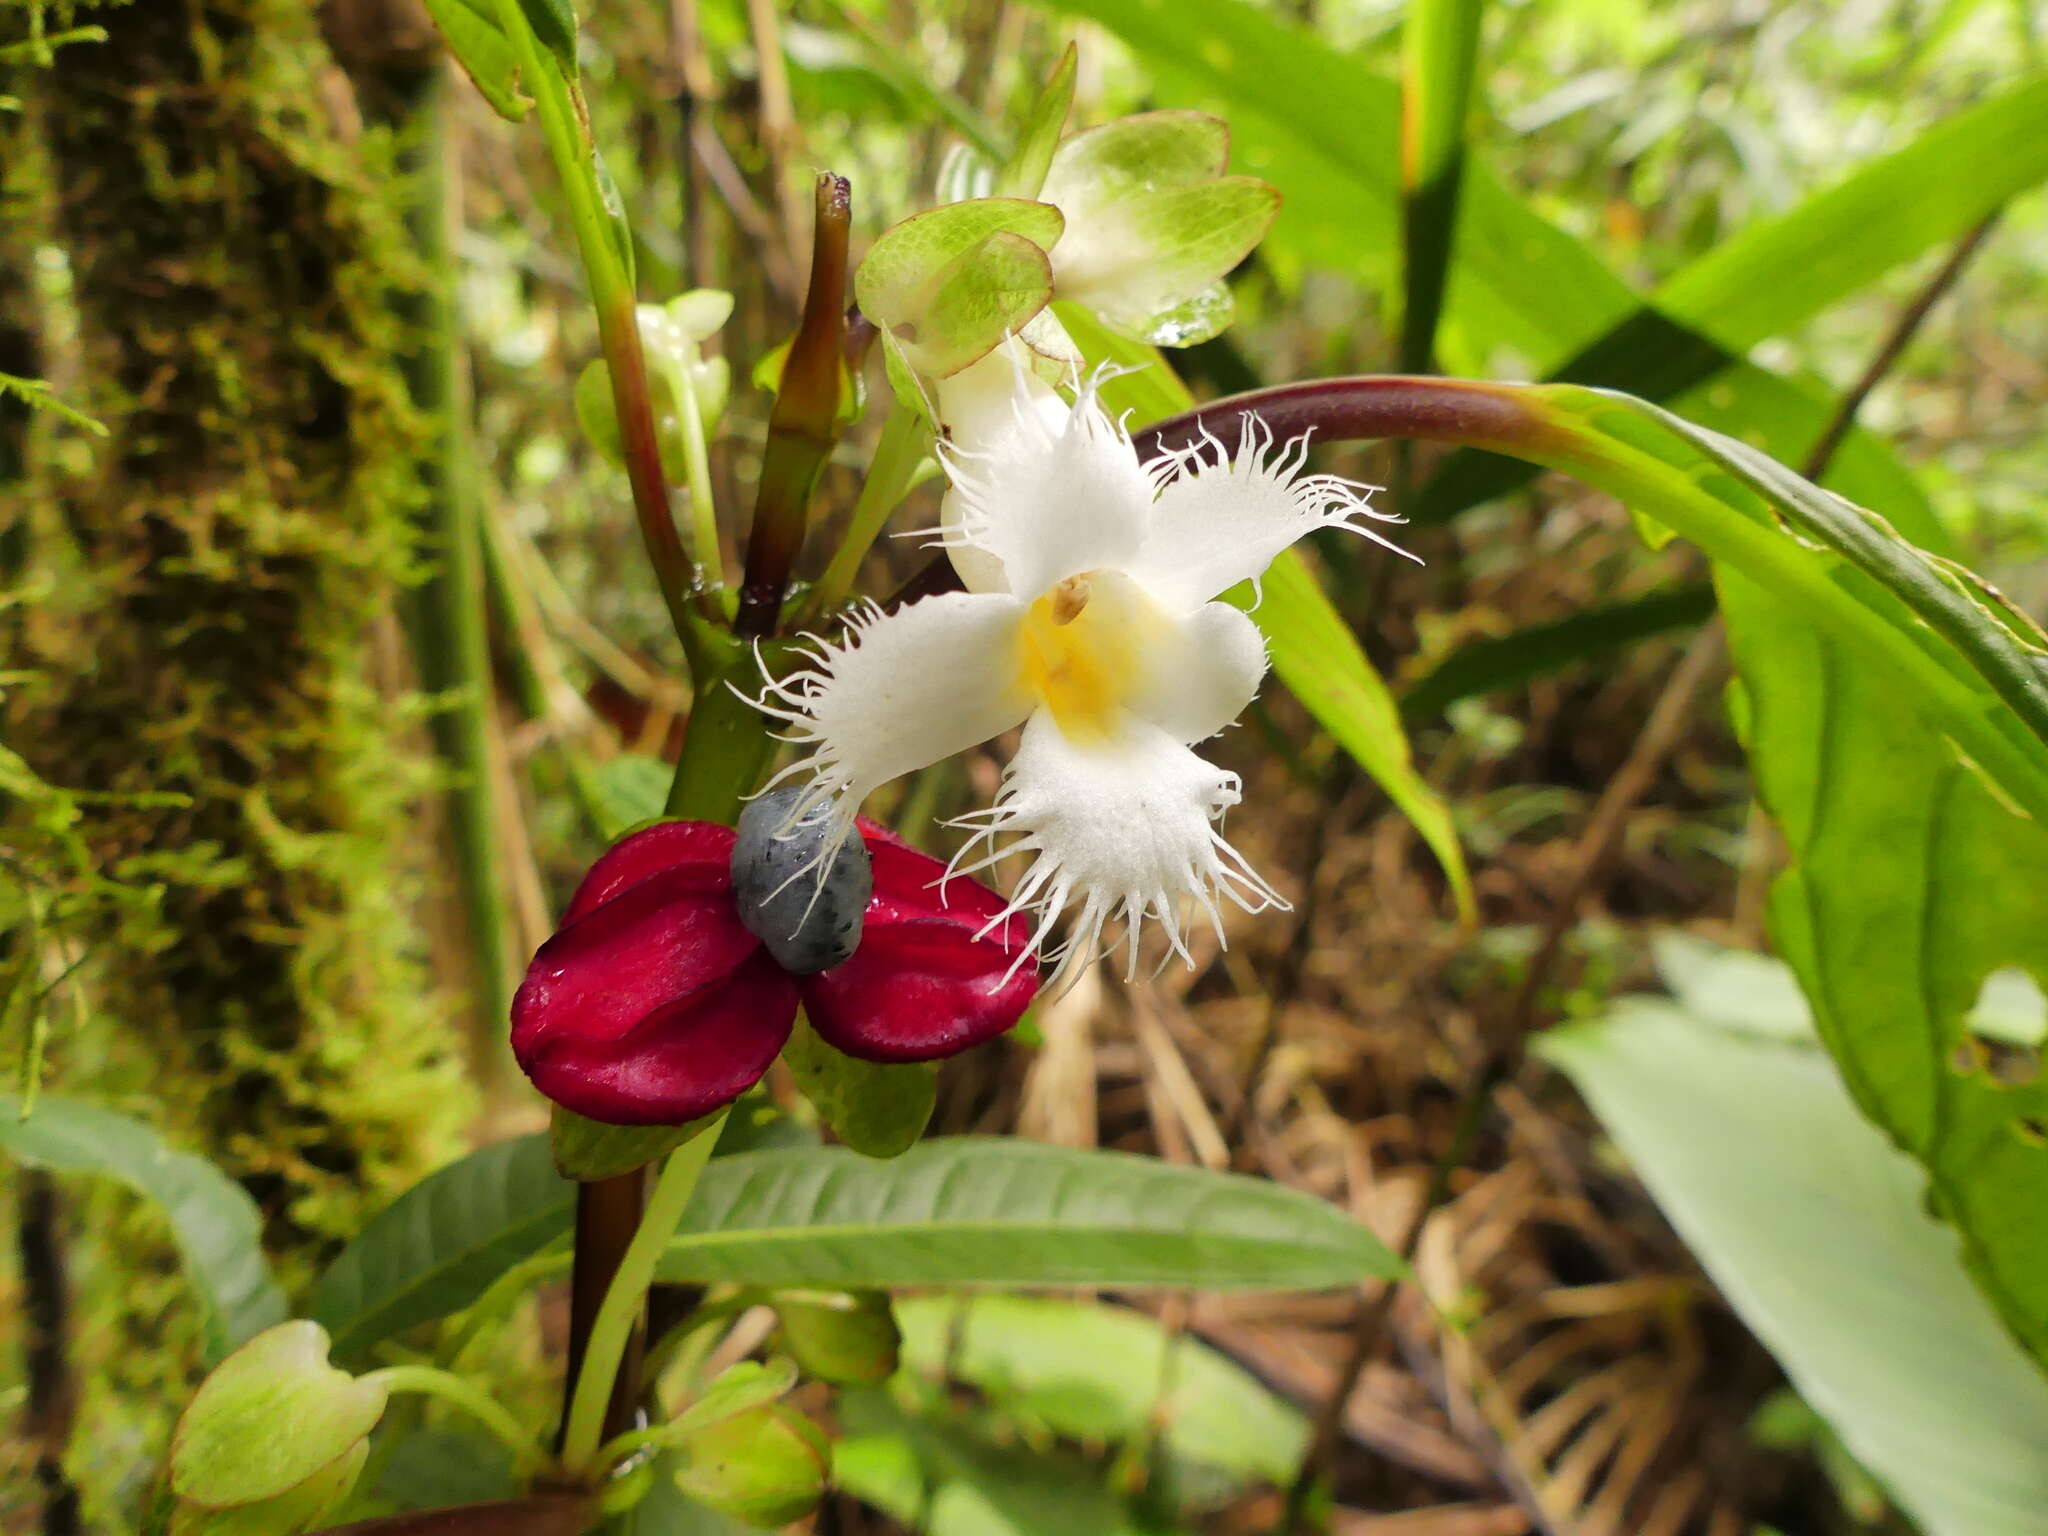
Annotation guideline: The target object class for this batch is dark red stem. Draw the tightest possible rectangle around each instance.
[1129,374,1545,461]
[735,173,851,639]
[560,1168,652,1454]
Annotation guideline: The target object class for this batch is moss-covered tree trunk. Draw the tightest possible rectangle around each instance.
[5,0,471,1247]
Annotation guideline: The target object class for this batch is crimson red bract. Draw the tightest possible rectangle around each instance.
[511,819,1040,1124]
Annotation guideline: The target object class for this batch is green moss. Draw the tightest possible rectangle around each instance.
[3,0,472,1252]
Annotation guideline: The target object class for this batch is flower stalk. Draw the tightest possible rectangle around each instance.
[557,1111,725,1475]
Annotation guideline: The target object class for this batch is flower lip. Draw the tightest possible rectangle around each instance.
[511,818,1041,1125]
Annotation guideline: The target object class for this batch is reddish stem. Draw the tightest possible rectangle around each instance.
[735,173,851,639]
[598,289,701,638]
[1130,374,1549,461]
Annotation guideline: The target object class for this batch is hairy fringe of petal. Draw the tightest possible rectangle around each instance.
[946,716,1287,989]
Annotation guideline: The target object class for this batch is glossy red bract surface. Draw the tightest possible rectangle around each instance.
[511,819,1038,1124]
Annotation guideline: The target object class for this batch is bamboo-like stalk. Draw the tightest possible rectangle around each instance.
[390,67,520,1090]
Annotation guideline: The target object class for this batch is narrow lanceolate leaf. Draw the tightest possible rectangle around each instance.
[658,1139,1399,1290]
[1434,382,2048,824]
[1544,991,2048,1536]
[995,44,1077,199]
[1398,582,1716,721]
[310,1134,573,1359]
[1232,554,1475,921]
[419,0,531,121]
[0,1095,285,1362]
[513,0,577,71]
[1045,0,2028,530]
[1425,73,2048,513]
[1398,0,1485,372]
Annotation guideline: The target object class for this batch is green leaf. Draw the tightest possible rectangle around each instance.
[418,0,530,121]
[309,1134,573,1360]
[1230,555,1474,922]
[1045,0,1992,533]
[1722,563,2048,1370]
[659,1139,1398,1290]
[514,0,577,71]
[1425,73,2048,514]
[1500,385,2048,825]
[1398,582,1716,721]
[171,1322,386,1509]
[894,1294,1305,1485]
[835,1389,1189,1536]
[994,45,1077,199]
[1543,990,2048,1536]
[1397,0,1485,372]
[0,1094,284,1362]
[552,1104,716,1182]
[854,200,1064,378]
[310,1112,809,1360]
[783,1018,935,1160]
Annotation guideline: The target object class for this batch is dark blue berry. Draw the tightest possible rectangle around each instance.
[731,787,872,974]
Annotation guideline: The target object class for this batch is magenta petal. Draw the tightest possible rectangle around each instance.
[563,820,737,924]
[512,863,795,1124]
[520,948,798,1124]
[798,834,1040,1063]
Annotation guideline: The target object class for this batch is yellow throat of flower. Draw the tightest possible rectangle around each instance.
[1014,570,1163,740]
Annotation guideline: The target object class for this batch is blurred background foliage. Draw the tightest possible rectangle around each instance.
[3,0,2047,1531]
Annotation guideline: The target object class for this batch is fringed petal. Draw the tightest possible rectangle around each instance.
[937,377,1153,601]
[1133,415,1415,609]
[753,592,1033,845]
[951,709,1285,984]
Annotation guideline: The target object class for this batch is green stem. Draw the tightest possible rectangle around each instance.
[655,349,726,597]
[808,404,932,616]
[558,1114,727,1474]
[360,1364,546,1477]
[389,63,518,1086]
[489,0,698,646]
[665,657,779,821]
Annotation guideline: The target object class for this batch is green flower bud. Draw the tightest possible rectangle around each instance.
[167,1322,385,1535]
[673,1402,830,1529]
[575,292,733,480]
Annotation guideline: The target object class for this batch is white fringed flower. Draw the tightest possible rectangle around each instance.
[756,369,1415,979]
